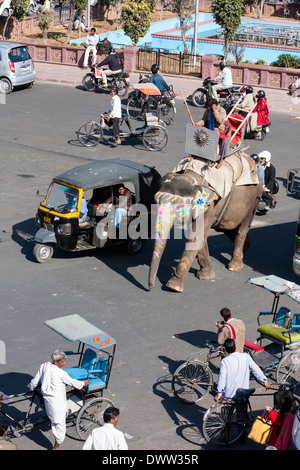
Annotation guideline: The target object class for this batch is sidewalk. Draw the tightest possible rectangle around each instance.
[34,61,300,113]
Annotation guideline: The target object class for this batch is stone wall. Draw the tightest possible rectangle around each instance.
[202,54,300,90]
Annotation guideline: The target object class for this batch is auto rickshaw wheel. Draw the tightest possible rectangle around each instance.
[127,238,145,255]
[33,243,54,263]
[76,397,115,440]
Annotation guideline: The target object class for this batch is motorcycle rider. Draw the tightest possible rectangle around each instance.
[211,60,233,101]
[239,86,256,114]
[149,64,170,97]
[259,150,277,209]
[246,90,269,134]
[97,46,122,87]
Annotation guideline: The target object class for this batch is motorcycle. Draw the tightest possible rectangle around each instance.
[192,77,243,109]
[82,66,130,99]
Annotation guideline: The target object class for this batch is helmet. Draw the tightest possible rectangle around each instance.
[256,90,265,98]
[258,150,271,163]
[245,86,253,94]
[151,64,159,74]
[250,153,259,163]
[219,60,227,70]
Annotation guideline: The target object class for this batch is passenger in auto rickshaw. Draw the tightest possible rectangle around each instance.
[94,184,133,227]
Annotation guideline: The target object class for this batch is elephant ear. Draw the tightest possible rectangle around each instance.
[191,188,211,219]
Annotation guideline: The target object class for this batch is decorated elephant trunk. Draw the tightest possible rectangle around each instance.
[148,174,210,290]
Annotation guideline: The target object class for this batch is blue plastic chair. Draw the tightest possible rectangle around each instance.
[65,348,97,380]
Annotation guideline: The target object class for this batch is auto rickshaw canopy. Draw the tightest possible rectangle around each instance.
[53,158,161,210]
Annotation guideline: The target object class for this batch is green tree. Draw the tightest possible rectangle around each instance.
[2,0,31,40]
[65,0,87,44]
[121,0,152,46]
[38,11,53,44]
[211,0,243,59]
[171,0,194,54]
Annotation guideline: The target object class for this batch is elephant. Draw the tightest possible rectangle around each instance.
[148,157,263,293]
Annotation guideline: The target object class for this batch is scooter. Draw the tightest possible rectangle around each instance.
[82,66,130,98]
[191,77,244,109]
[256,180,279,215]
[246,122,271,141]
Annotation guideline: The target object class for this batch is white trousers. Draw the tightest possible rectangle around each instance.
[83,46,97,67]
[101,68,122,85]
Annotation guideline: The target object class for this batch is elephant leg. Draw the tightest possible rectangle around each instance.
[166,248,199,292]
[226,227,250,272]
[195,240,216,280]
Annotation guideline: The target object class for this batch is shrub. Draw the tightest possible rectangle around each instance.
[274,54,300,69]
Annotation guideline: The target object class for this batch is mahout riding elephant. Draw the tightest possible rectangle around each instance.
[148,158,263,293]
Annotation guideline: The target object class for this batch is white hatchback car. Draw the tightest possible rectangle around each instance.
[0,41,36,93]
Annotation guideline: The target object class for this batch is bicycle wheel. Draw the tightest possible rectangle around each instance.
[142,125,168,151]
[82,73,96,92]
[77,121,102,147]
[158,101,175,124]
[202,401,247,446]
[276,350,300,385]
[127,95,144,120]
[76,397,114,440]
[172,360,213,404]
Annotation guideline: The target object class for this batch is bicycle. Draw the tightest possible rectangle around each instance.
[172,340,300,405]
[202,382,297,447]
[126,87,176,125]
[77,112,168,151]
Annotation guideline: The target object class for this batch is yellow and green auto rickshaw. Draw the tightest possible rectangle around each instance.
[33,158,161,263]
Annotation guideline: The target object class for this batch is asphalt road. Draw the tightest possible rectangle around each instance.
[1,82,300,452]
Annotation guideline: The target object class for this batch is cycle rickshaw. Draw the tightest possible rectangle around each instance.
[0,314,117,441]
[172,275,300,405]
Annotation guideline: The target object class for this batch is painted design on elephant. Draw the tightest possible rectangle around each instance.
[152,190,209,260]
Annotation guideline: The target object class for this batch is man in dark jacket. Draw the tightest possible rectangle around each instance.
[97,47,122,86]
[259,150,277,208]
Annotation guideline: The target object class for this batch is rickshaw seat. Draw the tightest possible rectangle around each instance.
[87,357,109,392]
[257,312,300,355]
[257,306,291,326]
[65,348,97,380]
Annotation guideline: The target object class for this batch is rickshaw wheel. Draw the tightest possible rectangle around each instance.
[126,95,144,120]
[76,397,114,440]
[127,238,145,255]
[142,125,168,151]
[77,122,102,147]
[172,359,213,404]
[276,350,300,385]
[33,243,54,263]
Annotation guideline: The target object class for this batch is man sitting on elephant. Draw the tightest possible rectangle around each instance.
[196,98,227,133]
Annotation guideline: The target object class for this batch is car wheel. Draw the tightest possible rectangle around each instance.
[0,78,12,94]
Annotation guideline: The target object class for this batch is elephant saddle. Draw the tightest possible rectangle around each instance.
[172,150,259,199]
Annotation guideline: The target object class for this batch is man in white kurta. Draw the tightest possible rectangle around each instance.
[28,351,89,450]
[82,406,128,450]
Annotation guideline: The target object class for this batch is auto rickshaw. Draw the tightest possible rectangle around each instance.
[33,158,161,263]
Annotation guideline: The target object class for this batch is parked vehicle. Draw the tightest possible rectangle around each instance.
[82,65,130,98]
[0,42,36,94]
[289,77,300,99]
[192,76,243,109]
[33,158,161,263]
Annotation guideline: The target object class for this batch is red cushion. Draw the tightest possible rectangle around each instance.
[244,340,264,351]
